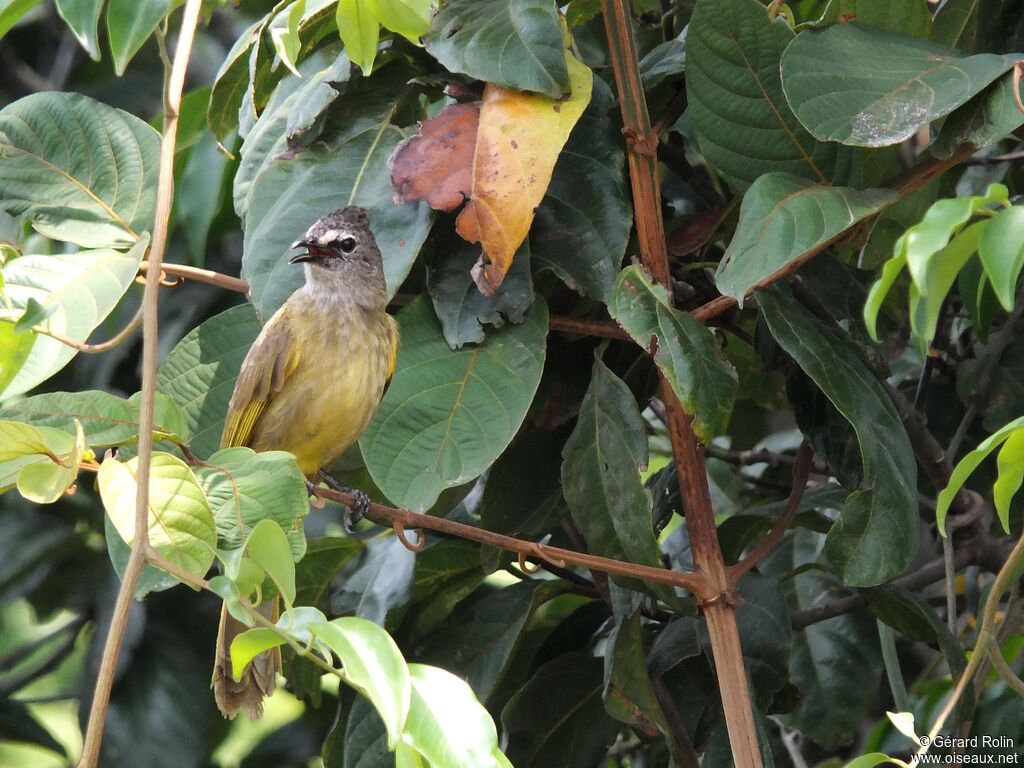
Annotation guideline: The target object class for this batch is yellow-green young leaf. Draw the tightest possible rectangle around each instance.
[16,418,84,503]
[401,664,503,768]
[229,628,285,682]
[0,0,43,40]
[993,429,1024,533]
[0,237,148,400]
[609,265,737,441]
[98,451,216,583]
[396,742,426,768]
[244,519,296,605]
[0,322,34,394]
[313,617,411,750]
[271,0,306,77]
[372,0,431,43]
[935,416,1024,534]
[0,420,75,500]
[886,710,919,743]
[979,204,1024,310]
[336,0,380,73]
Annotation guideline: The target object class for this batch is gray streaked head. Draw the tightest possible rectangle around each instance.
[289,206,387,304]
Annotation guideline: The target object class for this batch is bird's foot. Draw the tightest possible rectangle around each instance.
[305,480,327,509]
[317,470,371,533]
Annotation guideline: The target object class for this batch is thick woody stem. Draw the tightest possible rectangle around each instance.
[599,2,763,765]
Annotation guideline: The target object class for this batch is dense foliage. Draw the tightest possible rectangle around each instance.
[0,0,1023,766]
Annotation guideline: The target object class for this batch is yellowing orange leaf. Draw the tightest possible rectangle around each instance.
[457,54,592,296]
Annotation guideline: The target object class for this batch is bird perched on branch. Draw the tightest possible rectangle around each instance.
[211,205,398,719]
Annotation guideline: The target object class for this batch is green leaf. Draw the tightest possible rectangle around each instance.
[295,536,364,608]
[424,0,570,98]
[502,654,618,768]
[604,610,669,735]
[271,0,306,77]
[830,0,931,37]
[374,0,431,42]
[329,535,415,627]
[932,0,983,51]
[243,518,297,604]
[106,0,172,75]
[781,24,1022,147]
[427,236,534,348]
[935,415,1024,534]
[532,76,631,301]
[17,419,83,503]
[717,173,897,303]
[0,237,147,400]
[687,0,848,191]
[196,447,308,560]
[176,129,230,263]
[97,451,217,584]
[0,92,159,247]
[230,628,285,682]
[403,539,486,639]
[760,288,918,586]
[337,0,380,73]
[958,253,1000,343]
[0,420,76,503]
[932,71,1024,157]
[401,663,503,768]
[361,296,547,511]
[0,389,186,447]
[561,354,675,602]
[0,323,34,394]
[979,204,1024,310]
[313,617,411,750]
[0,699,66,756]
[639,30,686,89]
[13,296,56,333]
[208,15,267,143]
[54,0,102,59]
[993,428,1024,532]
[157,304,261,459]
[417,581,560,703]
[609,265,737,440]
[0,0,42,40]
[242,110,432,319]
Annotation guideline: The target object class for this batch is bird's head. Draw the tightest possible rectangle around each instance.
[289,206,387,303]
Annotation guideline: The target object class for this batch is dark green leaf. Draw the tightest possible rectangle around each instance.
[0,93,159,247]
[106,0,172,75]
[831,0,931,37]
[932,71,1024,157]
[760,287,918,586]
[424,0,570,98]
[54,0,101,59]
[717,173,896,302]
[330,534,415,627]
[932,0,984,51]
[361,296,548,511]
[427,237,534,348]
[561,354,675,602]
[502,654,618,768]
[403,539,485,639]
[295,536,364,608]
[208,15,267,143]
[781,24,1021,146]
[532,77,631,301]
[177,130,230,263]
[609,264,737,440]
[604,610,670,735]
[639,30,686,89]
[157,304,261,459]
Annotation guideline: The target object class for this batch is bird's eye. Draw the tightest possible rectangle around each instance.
[339,237,357,253]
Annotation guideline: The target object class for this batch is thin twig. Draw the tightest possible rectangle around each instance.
[729,444,812,579]
[139,261,250,294]
[77,3,204,765]
[987,643,1024,697]
[31,302,143,353]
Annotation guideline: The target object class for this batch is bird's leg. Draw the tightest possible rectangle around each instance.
[317,470,371,533]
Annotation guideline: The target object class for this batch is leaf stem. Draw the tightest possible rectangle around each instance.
[32,302,143,353]
[76,2,204,765]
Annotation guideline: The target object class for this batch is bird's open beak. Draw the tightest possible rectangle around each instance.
[289,239,315,264]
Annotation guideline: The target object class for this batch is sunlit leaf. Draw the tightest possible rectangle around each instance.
[244,518,297,605]
[0,0,42,40]
[16,418,83,503]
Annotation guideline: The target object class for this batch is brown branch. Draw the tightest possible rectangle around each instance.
[600,2,763,766]
[320,486,704,593]
[77,4,204,766]
[547,314,631,341]
[688,142,979,325]
[139,260,250,293]
[729,444,812,580]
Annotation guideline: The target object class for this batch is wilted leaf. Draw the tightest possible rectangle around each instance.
[391,102,479,211]
[781,24,1022,147]
[0,92,159,247]
[609,265,737,441]
[361,296,547,511]
[0,237,147,400]
[455,53,592,296]
[717,173,896,303]
[98,451,217,583]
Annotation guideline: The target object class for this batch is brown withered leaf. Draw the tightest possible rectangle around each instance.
[390,102,480,211]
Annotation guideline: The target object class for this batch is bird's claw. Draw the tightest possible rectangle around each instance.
[317,470,371,534]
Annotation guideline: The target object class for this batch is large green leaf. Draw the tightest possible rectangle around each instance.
[932,70,1024,157]
[0,93,159,247]
[98,451,217,583]
[932,0,984,51]
[502,654,618,768]
[195,447,309,559]
[609,265,737,441]
[361,296,547,511]
[402,663,505,768]
[54,0,101,59]
[106,0,172,75]
[561,355,675,602]
[717,173,897,302]
[156,304,260,459]
[532,77,631,302]
[242,115,432,319]
[0,390,187,447]
[828,0,931,37]
[781,24,1022,147]
[604,610,671,739]
[760,287,917,586]
[424,0,570,98]
[0,238,147,400]
[687,0,847,191]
